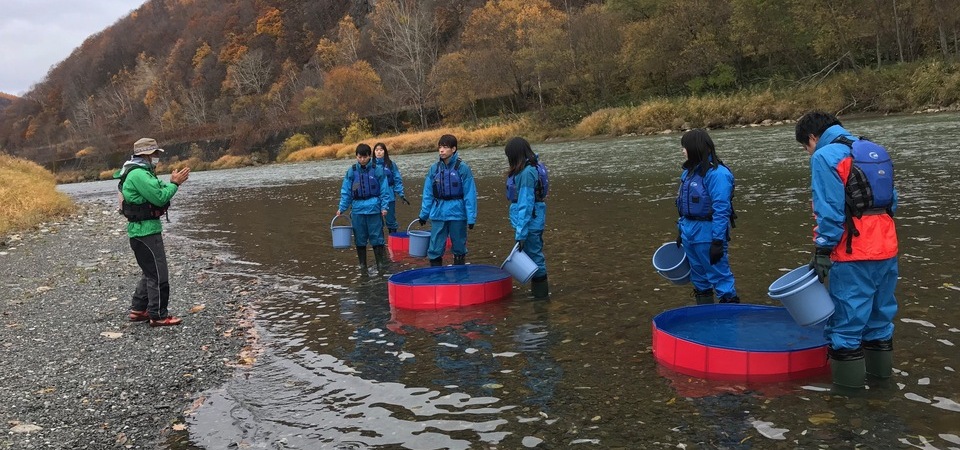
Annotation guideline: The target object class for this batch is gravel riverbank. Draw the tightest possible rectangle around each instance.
[1,200,258,449]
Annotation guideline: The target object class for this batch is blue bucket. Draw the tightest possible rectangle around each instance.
[767,265,834,327]
[406,219,430,258]
[330,215,352,249]
[500,242,538,284]
[653,242,690,280]
[658,267,691,285]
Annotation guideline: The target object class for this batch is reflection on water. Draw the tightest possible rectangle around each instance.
[60,113,960,448]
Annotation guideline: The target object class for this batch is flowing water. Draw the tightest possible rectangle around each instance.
[61,113,960,449]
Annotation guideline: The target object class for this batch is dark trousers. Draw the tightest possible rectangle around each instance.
[129,233,170,320]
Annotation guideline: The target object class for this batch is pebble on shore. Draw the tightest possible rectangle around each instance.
[0,200,258,449]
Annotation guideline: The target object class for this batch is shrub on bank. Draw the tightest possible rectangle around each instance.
[0,154,73,236]
[572,59,960,138]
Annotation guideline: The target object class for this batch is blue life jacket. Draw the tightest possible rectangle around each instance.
[432,159,463,200]
[382,162,396,186]
[351,162,380,200]
[506,159,549,203]
[677,170,713,220]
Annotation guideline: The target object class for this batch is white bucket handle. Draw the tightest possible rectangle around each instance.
[501,242,521,267]
[406,218,427,234]
[331,215,349,229]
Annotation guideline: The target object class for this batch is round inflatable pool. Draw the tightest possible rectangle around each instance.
[652,304,829,381]
[388,265,513,310]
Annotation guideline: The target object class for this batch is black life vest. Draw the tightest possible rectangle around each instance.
[117,166,170,222]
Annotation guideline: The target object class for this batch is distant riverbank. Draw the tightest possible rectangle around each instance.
[38,59,960,195]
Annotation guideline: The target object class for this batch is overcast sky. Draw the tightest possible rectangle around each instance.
[0,0,145,96]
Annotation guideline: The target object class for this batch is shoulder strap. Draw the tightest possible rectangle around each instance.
[832,135,856,148]
[118,165,145,190]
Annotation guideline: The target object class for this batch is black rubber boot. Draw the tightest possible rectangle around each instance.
[719,295,740,304]
[373,245,387,274]
[453,254,466,265]
[693,288,714,305]
[429,257,443,267]
[864,339,893,379]
[356,246,368,273]
[531,275,549,299]
[828,347,866,389]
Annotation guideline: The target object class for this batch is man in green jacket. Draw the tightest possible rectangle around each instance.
[114,138,190,327]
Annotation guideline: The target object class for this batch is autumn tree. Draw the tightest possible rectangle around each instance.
[300,60,385,123]
[460,0,567,110]
[225,49,273,96]
[370,0,439,128]
[430,51,479,122]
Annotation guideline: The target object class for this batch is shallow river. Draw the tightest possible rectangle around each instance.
[61,113,960,449]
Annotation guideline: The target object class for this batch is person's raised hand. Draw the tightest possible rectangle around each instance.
[170,167,190,186]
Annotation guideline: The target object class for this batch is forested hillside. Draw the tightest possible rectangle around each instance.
[1,0,958,173]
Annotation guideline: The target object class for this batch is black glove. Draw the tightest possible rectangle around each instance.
[468,224,475,230]
[400,196,410,205]
[810,246,833,283]
[675,234,682,248]
[709,239,724,265]
[418,217,427,226]
[516,240,524,252]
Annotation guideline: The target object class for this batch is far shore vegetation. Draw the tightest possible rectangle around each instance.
[0,154,73,237]
[3,58,958,234]
[205,59,960,168]
[42,58,953,184]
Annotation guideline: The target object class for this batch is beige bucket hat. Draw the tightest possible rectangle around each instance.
[133,137,165,155]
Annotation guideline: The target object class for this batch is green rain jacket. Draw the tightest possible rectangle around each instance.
[114,158,179,238]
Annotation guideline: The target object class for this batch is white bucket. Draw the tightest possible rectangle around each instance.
[652,243,690,280]
[406,219,430,258]
[767,265,835,327]
[501,242,538,284]
[330,215,352,249]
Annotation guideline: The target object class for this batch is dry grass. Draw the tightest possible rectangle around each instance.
[0,154,74,236]
[573,92,815,138]
[283,118,540,162]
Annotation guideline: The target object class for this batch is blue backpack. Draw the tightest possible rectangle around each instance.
[835,136,894,214]
[834,136,895,253]
[533,156,549,201]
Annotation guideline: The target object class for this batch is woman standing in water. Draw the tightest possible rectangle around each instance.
[373,142,408,234]
[504,137,549,298]
[675,129,739,304]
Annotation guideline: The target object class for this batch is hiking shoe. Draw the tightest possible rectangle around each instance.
[149,316,183,327]
[129,310,150,322]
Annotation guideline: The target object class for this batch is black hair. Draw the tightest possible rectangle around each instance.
[681,128,722,176]
[374,142,392,168]
[504,137,537,177]
[438,134,458,149]
[795,110,842,144]
[355,143,372,157]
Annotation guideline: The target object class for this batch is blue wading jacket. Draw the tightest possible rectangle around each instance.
[338,161,392,215]
[376,158,406,200]
[419,153,477,223]
[677,163,735,244]
[508,165,546,240]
